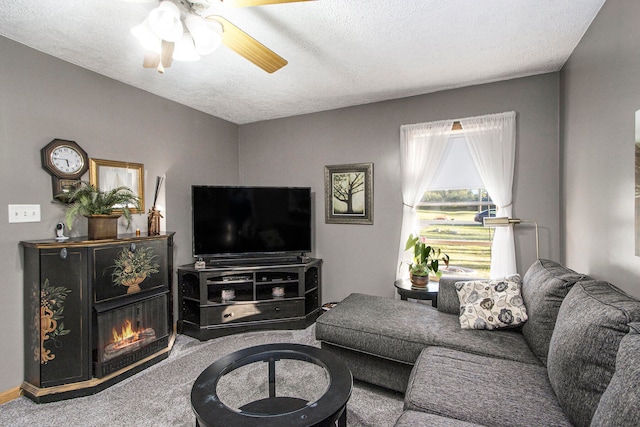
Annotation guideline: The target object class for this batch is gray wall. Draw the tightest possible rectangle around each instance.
[239,73,561,304]
[0,37,239,392]
[561,0,640,298]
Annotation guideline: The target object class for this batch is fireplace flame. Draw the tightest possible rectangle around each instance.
[111,319,139,349]
[104,319,156,361]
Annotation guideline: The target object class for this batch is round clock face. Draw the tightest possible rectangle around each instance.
[50,145,85,174]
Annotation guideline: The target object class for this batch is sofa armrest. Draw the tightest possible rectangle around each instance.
[437,276,483,314]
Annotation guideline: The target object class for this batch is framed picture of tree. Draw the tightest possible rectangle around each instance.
[324,162,373,224]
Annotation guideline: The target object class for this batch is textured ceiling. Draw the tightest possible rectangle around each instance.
[0,0,605,124]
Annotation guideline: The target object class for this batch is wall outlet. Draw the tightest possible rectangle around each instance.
[8,204,41,223]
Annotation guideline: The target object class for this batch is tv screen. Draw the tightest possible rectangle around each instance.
[192,186,312,258]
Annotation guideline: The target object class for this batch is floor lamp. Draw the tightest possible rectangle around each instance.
[483,217,539,259]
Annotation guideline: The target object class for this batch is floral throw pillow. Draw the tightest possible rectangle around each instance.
[455,275,528,330]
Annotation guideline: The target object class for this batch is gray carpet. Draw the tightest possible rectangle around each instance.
[0,325,404,426]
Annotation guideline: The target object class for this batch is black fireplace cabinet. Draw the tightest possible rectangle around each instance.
[20,232,175,403]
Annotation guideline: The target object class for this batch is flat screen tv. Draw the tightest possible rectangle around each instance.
[192,185,312,259]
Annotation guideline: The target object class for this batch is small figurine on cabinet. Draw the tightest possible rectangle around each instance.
[147,207,162,235]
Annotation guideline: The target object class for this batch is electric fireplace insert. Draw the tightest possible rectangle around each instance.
[94,290,169,378]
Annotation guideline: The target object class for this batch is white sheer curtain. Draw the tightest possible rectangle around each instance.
[460,111,517,278]
[397,119,454,279]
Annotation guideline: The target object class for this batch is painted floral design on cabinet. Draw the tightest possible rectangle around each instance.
[35,279,71,364]
[111,247,160,294]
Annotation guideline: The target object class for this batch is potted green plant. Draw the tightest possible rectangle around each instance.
[59,181,141,240]
[403,233,450,287]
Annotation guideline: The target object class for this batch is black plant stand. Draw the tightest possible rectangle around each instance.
[394,279,439,307]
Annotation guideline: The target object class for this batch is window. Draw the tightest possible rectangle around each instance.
[398,112,516,279]
[417,136,494,277]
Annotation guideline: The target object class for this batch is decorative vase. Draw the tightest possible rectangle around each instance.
[86,214,120,240]
[410,273,429,288]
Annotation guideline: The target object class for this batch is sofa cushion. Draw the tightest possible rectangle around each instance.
[438,276,484,315]
[455,275,527,330]
[590,322,640,426]
[315,293,540,366]
[395,410,484,427]
[521,259,588,365]
[547,280,640,427]
[404,347,572,427]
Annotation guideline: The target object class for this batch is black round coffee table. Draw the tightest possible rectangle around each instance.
[191,343,353,427]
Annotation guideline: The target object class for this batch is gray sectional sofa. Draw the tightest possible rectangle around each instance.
[315,259,640,426]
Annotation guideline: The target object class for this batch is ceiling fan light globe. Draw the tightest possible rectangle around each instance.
[195,32,222,56]
[148,1,184,42]
[131,19,162,52]
[185,14,222,55]
[173,34,201,61]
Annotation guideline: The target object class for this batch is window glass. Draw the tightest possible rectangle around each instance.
[417,136,494,278]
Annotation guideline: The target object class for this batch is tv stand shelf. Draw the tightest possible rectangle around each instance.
[178,258,322,340]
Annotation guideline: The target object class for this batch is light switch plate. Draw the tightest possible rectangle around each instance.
[8,204,41,223]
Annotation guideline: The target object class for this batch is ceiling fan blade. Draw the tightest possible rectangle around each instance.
[143,52,160,68]
[207,15,287,73]
[223,0,315,7]
[160,40,174,68]
[142,41,174,73]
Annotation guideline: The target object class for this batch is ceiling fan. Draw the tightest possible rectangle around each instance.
[132,0,314,74]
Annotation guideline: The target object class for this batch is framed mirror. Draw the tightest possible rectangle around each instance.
[89,158,145,214]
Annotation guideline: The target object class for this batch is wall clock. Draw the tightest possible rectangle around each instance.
[41,139,89,200]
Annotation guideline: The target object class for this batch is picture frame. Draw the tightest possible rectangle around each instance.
[89,158,145,214]
[325,162,373,224]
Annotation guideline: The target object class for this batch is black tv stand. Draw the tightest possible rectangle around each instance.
[178,258,322,340]
[204,254,306,268]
